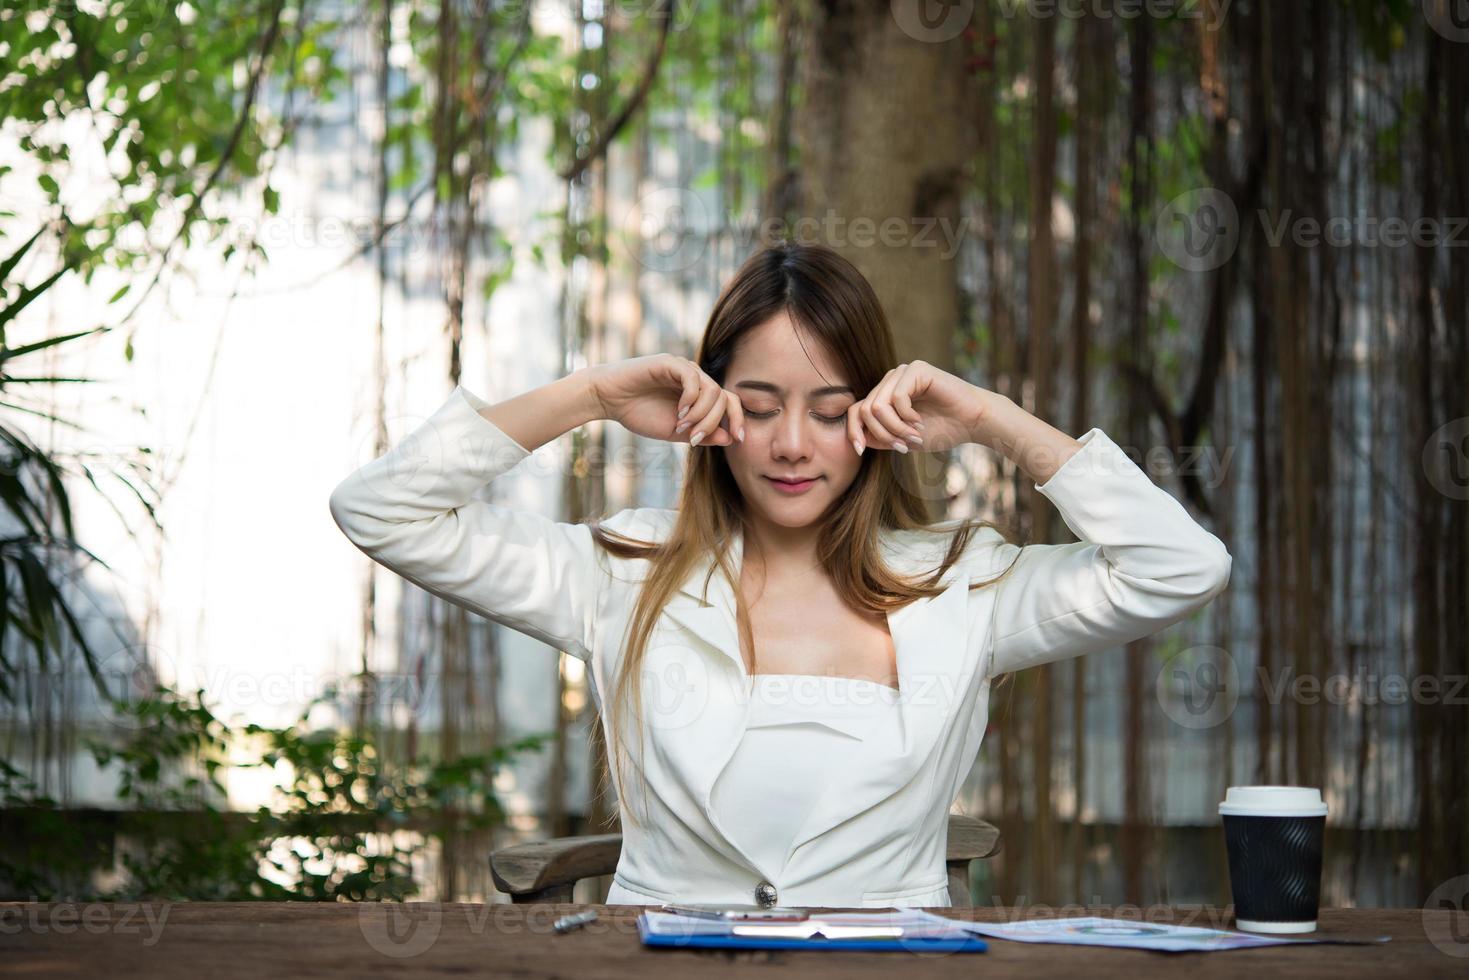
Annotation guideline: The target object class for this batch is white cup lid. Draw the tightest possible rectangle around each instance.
[1218,785,1327,817]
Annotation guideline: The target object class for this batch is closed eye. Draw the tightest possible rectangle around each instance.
[745,409,847,426]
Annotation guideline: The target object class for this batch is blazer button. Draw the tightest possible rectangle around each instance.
[754,880,778,908]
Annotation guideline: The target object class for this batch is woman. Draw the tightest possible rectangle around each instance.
[329,241,1232,909]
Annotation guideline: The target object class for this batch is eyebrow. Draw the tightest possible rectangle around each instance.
[733,381,855,398]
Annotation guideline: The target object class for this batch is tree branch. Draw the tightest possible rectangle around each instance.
[557,0,676,184]
[118,0,289,325]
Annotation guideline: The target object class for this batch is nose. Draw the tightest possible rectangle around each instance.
[770,408,814,464]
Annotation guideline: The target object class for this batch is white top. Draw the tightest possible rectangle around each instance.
[708,673,904,879]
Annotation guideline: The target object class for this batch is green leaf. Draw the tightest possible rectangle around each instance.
[0,269,68,330]
[0,327,107,367]
[0,228,45,284]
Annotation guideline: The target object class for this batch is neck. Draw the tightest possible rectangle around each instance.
[742,514,824,578]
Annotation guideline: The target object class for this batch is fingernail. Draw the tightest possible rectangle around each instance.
[915,421,926,430]
[677,405,689,420]
[689,431,704,446]
[675,421,689,434]
[906,433,923,445]
[891,441,907,454]
[853,439,864,456]
[737,427,745,443]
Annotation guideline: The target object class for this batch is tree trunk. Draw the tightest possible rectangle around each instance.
[793,0,967,520]
[1026,9,1058,905]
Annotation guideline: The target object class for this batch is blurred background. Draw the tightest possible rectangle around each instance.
[1,0,1465,910]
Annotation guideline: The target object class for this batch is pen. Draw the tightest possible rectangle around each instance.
[553,910,599,933]
[658,904,728,920]
[659,904,809,922]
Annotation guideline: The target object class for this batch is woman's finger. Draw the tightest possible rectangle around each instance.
[722,389,747,445]
[890,363,925,432]
[847,402,866,456]
[676,375,721,438]
[867,364,903,419]
[873,364,922,448]
[689,386,729,447]
[862,365,911,452]
[858,397,901,451]
[668,357,701,432]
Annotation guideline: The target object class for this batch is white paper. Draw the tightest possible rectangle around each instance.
[928,914,1323,952]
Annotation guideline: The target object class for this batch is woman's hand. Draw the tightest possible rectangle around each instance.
[847,360,997,455]
[584,354,745,447]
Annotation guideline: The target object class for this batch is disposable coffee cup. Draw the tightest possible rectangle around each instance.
[1219,785,1327,933]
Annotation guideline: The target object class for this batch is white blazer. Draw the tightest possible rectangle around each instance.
[329,385,1233,908]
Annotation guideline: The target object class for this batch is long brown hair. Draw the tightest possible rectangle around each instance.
[588,240,1019,830]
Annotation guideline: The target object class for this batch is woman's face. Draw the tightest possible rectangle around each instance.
[720,312,863,529]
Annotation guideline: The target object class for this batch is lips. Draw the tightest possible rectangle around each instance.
[765,475,820,494]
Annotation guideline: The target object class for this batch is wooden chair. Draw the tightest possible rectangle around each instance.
[489,813,1001,907]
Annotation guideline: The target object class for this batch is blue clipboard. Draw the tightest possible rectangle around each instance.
[636,914,988,953]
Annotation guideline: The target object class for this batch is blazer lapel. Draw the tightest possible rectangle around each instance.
[652,524,974,874]
[657,528,745,675]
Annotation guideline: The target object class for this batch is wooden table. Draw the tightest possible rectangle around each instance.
[2,902,1461,977]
